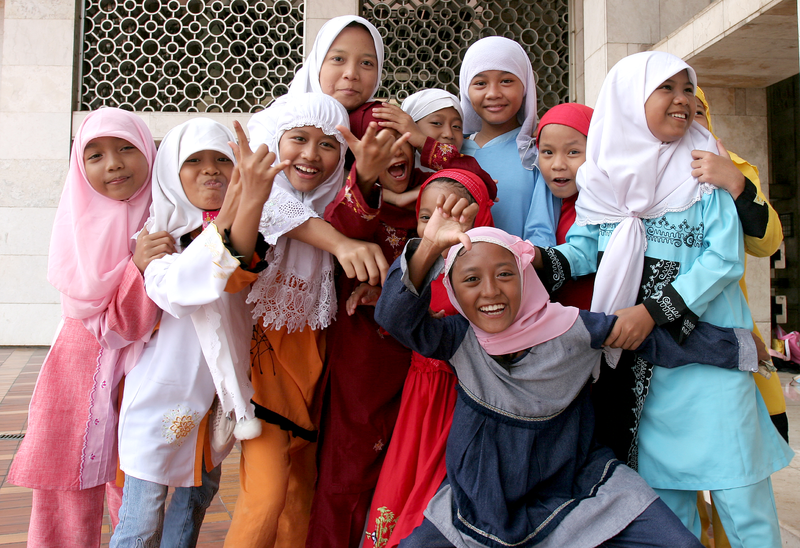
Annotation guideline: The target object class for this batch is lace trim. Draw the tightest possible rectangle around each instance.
[259,188,317,244]
[78,346,103,489]
[278,119,347,147]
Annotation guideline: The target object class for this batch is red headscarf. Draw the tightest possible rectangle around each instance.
[535,102,593,145]
[415,161,497,229]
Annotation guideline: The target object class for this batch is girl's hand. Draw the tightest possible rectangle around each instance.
[382,185,421,209]
[231,120,290,207]
[346,283,382,315]
[133,228,175,273]
[213,165,242,232]
[603,304,656,350]
[691,140,746,199]
[372,103,427,149]
[422,193,479,255]
[338,123,412,192]
[332,236,390,286]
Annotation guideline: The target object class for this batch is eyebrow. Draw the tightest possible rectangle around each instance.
[328,48,377,59]
[473,71,513,79]
[540,139,584,147]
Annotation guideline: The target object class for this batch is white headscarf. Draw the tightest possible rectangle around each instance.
[401,88,464,122]
[145,118,237,241]
[459,36,539,168]
[289,15,384,99]
[574,51,717,365]
[247,93,350,332]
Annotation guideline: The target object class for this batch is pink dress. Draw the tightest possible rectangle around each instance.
[9,260,159,490]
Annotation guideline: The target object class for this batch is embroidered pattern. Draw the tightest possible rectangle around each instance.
[162,405,201,447]
[384,225,403,250]
[638,258,680,302]
[343,176,377,221]
[626,355,654,470]
[426,142,460,170]
[644,217,703,248]
[366,506,397,548]
[544,247,566,292]
[373,439,385,452]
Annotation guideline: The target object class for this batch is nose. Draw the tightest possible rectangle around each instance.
[106,151,124,171]
[342,59,360,80]
[479,277,500,298]
[551,151,567,170]
[486,82,502,99]
[201,160,220,175]
[440,124,454,141]
[300,142,319,161]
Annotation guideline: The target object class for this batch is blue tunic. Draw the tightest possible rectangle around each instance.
[375,241,755,547]
[461,128,557,245]
[552,189,794,490]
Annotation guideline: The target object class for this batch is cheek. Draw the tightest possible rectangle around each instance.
[318,65,338,94]
[84,165,107,194]
[453,133,464,150]
[322,152,341,178]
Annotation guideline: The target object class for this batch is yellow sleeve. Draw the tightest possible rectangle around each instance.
[729,152,783,258]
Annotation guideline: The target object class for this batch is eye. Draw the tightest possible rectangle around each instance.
[463,275,479,283]
[501,78,514,84]
[685,87,695,96]
[292,135,307,143]
[329,55,343,63]
[428,121,442,127]
[660,84,672,91]
[218,156,232,163]
[539,149,552,155]
[498,270,515,278]
[419,215,429,222]
[471,80,486,87]
[568,149,582,156]
[361,59,374,67]
[183,157,199,163]
[320,140,336,149]
[453,124,463,130]
[120,145,137,152]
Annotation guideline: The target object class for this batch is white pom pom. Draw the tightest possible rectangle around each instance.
[233,417,262,440]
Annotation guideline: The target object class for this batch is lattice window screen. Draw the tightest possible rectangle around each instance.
[80,0,304,112]
[364,0,569,116]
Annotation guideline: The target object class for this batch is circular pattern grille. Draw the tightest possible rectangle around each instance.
[365,0,569,117]
[81,0,304,112]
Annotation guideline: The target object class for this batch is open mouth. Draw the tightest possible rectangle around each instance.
[669,112,688,120]
[387,161,407,180]
[294,164,320,178]
[479,303,506,316]
[552,177,572,186]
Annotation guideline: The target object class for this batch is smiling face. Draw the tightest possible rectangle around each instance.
[179,149,234,211]
[467,71,524,132]
[83,136,150,201]
[537,124,587,199]
[279,126,341,193]
[417,107,464,150]
[318,25,379,112]
[644,69,695,143]
[377,128,415,193]
[450,242,522,334]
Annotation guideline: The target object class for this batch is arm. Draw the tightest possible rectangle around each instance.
[383,185,422,209]
[523,168,558,246]
[737,176,782,258]
[338,123,411,199]
[534,223,600,293]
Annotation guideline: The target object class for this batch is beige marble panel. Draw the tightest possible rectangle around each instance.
[0,113,71,161]
[668,22,696,58]
[72,111,258,142]
[2,19,74,66]
[711,114,768,180]
[583,0,607,57]
[4,0,75,19]
[659,0,715,39]
[584,45,608,107]
[304,18,330,57]
[745,255,772,323]
[702,87,735,115]
[0,65,72,113]
[606,0,659,44]
[0,207,56,256]
[0,303,62,345]
[606,42,629,72]
[627,43,651,54]
[746,87,767,116]
[0,159,68,208]
[723,0,759,28]
[692,1,725,50]
[305,0,359,21]
[0,255,59,304]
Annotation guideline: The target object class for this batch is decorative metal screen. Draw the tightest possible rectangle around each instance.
[80,0,304,112]
[364,0,569,116]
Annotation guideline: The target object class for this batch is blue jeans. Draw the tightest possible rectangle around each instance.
[110,462,221,548]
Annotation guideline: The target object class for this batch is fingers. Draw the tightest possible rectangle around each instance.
[691,149,710,160]
[716,139,728,157]
[336,125,359,149]
[389,132,412,156]
[232,121,253,159]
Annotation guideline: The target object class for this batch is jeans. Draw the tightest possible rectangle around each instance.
[109,462,221,548]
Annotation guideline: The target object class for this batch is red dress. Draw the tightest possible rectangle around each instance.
[306,140,463,548]
[549,193,594,309]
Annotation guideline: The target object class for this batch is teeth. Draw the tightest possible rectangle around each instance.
[480,304,505,312]
[296,165,318,173]
[670,113,687,119]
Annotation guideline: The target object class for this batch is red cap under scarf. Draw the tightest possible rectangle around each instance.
[348,100,384,139]
[535,103,593,145]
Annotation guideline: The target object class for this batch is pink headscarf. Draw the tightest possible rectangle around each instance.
[443,227,579,355]
[48,108,156,320]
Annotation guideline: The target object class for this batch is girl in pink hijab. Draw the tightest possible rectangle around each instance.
[9,108,169,548]
[373,200,759,548]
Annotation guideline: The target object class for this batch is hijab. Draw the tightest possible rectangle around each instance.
[574,51,717,365]
[458,36,539,169]
[247,93,350,332]
[443,227,578,355]
[48,108,156,320]
[416,163,497,228]
[145,118,236,242]
[289,15,384,99]
[401,88,464,122]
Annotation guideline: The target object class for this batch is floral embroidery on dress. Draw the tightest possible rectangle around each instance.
[162,404,202,447]
[644,217,703,248]
[384,225,402,250]
[426,142,460,170]
[366,506,397,548]
[373,439,385,452]
[343,176,377,221]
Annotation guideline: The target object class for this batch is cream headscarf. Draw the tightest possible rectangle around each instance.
[458,36,539,168]
[247,93,350,332]
[574,51,717,365]
[401,88,464,122]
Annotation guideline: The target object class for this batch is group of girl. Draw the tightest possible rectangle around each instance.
[10,12,793,548]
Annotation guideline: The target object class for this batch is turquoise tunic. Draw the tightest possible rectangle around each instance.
[461,127,558,245]
[555,189,793,490]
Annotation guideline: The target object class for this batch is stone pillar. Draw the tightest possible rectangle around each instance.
[0,1,76,344]
[304,0,360,57]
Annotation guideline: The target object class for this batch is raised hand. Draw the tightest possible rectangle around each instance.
[231,120,289,207]
[337,122,412,195]
[422,193,480,256]
[133,228,175,273]
[333,237,390,286]
[372,102,427,149]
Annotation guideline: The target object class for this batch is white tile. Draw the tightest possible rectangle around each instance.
[692,2,725,50]
[0,159,69,207]
[703,87,736,115]
[306,0,359,20]
[668,23,696,59]
[0,112,71,160]
[583,0,608,57]
[745,255,771,323]
[0,65,73,113]
[4,0,75,20]
[606,43,629,71]
[746,87,767,116]
[0,255,60,304]
[0,207,56,256]
[0,303,62,345]
[2,19,74,66]
[584,45,608,107]
[723,0,758,28]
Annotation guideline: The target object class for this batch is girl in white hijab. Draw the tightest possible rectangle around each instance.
[541,52,792,547]
[113,118,277,547]
[458,36,558,245]
[225,93,350,548]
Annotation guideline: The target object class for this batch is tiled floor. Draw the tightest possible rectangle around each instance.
[0,347,241,547]
[1,347,799,547]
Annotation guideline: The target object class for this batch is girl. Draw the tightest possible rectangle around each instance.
[111,118,281,547]
[9,108,163,548]
[535,102,595,309]
[374,206,759,548]
[223,93,350,548]
[538,52,793,546]
[363,163,496,548]
[458,36,557,244]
